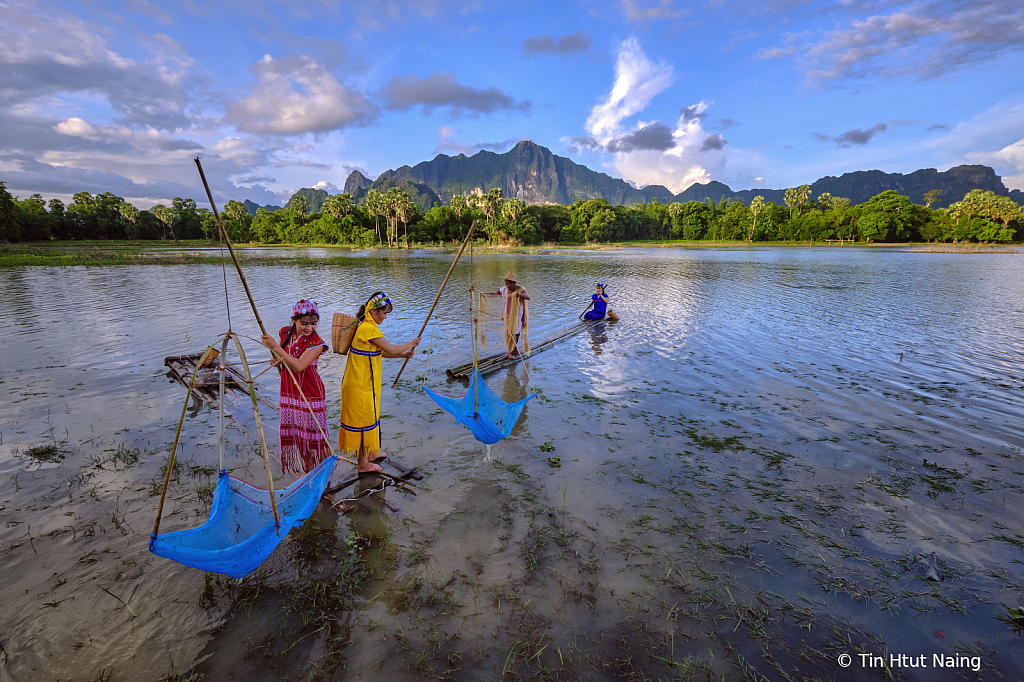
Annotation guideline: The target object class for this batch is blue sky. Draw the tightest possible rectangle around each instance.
[2,0,1023,208]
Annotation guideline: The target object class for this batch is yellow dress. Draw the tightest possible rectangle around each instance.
[339,318,383,457]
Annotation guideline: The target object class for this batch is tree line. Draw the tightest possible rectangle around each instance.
[2,180,1021,246]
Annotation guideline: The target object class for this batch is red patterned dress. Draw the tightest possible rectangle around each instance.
[277,326,330,475]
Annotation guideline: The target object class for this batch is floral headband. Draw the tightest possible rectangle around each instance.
[365,292,392,314]
[293,299,319,317]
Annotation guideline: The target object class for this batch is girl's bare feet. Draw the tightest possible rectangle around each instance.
[357,461,384,474]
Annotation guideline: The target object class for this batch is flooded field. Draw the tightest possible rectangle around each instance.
[2,246,1024,681]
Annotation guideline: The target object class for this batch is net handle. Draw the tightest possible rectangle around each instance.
[392,221,477,388]
[194,157,268,337]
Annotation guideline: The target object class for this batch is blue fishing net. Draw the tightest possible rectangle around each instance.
[424,369,534,445]
[149,455,337,578]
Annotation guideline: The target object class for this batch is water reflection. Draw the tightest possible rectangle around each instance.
[588,322,608,354]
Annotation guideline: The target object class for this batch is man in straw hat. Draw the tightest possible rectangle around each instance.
[484,271,530,358]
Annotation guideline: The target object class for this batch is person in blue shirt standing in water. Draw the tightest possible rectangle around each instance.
[581,283,609,320]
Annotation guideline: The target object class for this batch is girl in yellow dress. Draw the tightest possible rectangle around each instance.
[339,292,421,473]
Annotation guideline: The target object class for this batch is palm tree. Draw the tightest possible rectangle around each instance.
[784,187,798,223]
[365,189,384,246]
[322,193,354,219]
[748,196,764,242]
[119,202,139,239]
[291,195,309,220]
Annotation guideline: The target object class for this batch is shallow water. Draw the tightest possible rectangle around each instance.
[2,246,1024,681]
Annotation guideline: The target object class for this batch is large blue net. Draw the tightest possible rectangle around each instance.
[424,369,534,445]
[149,455,337,578]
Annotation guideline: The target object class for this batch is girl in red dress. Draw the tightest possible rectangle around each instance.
[261,299,330,476]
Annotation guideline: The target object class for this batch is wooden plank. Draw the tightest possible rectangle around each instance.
[325,459,422,495]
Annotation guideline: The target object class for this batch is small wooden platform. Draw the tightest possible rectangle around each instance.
[445,318,607,380]
[325,457,423,496]
[164,351,279,411]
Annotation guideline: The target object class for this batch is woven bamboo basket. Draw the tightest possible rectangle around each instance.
[331,313,358,354]
[607,309,619,321]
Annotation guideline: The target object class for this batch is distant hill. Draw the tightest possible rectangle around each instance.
[344,141,1021,209]
[349,176,442,212]
[344,171,372,195]
[249,142,1023,212]
[352,140,674,206]
[708,165,1022,209]
[286,187,329,214]
[243,199,281,216]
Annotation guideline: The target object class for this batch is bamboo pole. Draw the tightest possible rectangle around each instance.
[392,221,476,388]
[473,291,479,415]
[470,241,478,414]
[194,157,267,336]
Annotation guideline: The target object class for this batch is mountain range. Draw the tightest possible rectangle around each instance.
[244,141,1023,214]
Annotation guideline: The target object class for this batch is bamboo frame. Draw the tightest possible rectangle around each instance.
[151,346,207,540]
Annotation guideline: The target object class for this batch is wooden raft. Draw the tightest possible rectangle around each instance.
[446,319,605,380]
[164,351,279,411]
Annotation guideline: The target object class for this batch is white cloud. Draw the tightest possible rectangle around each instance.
[54,117,99,139]
[582,40,760,192]
[920,101,1024,190]
[967,139,1024,191]
[432,126,526,156]
[621,0,690,22]
[611,104,725,192]
[757,0,1024,87]
[585,38,672,141]
[312,180,340,191]
[381,71,530,117]
[0,1,204,129]
[226,54,380,136]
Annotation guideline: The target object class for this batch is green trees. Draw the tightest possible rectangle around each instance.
[478,188,505,242]
[364,189,384,246]
[380,186,413,247]
[119,203,140,240]
[222,200,253,242]
[152,205,177,240]
[923,189,943,209]
[853,191,926,242]
[946,190,1021,242]
[0,181,1019,247]
[672,201,714,240]
[707,200,752,241]
[1,181,20,242]
[322,194,354,220]
[291,195,309,220]
[748,196,764,241]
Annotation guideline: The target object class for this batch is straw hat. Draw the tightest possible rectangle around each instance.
[503,271,517,282]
